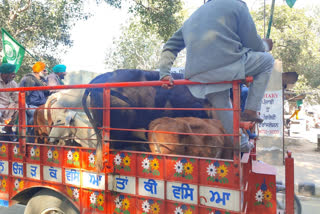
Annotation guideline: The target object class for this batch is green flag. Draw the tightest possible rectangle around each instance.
[286,0,296,8]
[1,28,25,73]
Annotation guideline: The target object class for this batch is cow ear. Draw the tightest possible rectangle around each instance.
[66,111,77,126]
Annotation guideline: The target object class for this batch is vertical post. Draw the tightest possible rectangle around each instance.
[285,151,295,214]
[18,92,26,155]
[317,134,320,151]
[103,88,111,172]
[232,81,241,211]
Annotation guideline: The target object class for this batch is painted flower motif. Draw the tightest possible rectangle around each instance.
[207,163,216,177]
[19,180,24,189]
[142,200,150,213]
[73,151,80,161]
[88,153,95,164]
[123,156,131,166]
[174,207,184,214]
[13,146,18,155]
[1,145,6,153]
[97,194,104,206]
[142,158,150,169]
[255,189,264,202]
[53,151,59,159]
[114,154,122,165]
[89,192,97,204]
[217,165,228,177]
[151,159,159,170]
[151,202,160,214]
[122,198,130,210]
[264,189,272,201]
[35,148,40,157]
[67,150,73,160]
[14,179,19,189]
[114,197,122,208]
[2,180,6,188]
[67,187,73,197]
[185,209,193,214]
[30,147,35,157]
[184,162,193,174]
[174,161,183,173]
[73,188,79,199]
[47,150,53,159]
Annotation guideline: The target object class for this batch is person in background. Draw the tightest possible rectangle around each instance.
[159,0,274,140]
[0,63,18,124]
[46,64,67,86]
[19,61,49,141]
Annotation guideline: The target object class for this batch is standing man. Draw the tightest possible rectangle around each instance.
[0,63,18,124]
[19,61,49,141]
[159,0,274,137]
[46,64,67,86]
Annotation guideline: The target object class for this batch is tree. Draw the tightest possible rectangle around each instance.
[105,19,186,70]
[0,0,89,80]
[103,0,184,41]
[251,5,320,88]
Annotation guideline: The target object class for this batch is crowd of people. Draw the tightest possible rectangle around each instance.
[0,62,67,139]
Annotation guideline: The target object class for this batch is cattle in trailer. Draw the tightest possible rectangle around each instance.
[82,69,215,171]
[148,117,233,159]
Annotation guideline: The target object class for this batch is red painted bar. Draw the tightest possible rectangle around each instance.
[285,151,295,214]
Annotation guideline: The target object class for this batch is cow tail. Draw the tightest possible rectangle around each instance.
[82,89,103,171]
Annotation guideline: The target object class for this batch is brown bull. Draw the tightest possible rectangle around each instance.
[148,117,233,159]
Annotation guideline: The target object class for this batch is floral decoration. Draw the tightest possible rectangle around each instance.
[88,151,96,168]
[0,176,7,191]
[254,178,274,208]
[206,161,230,184]
[173,158,194,180]
[113,152,132,172]
[173,204,195,214]
[141,199,162,214]
[0,144,7,157]
[13,178,24,192]
[47,147,60,163]
[206,208,231,214]
[13,145,23,159]
[141,154,161,176]
[114,195,132,214]
[89,191,104,211]
[30,146,40,160]
[66,149,80,167]
[66,186,80,202]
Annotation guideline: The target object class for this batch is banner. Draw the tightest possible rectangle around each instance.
[1,28,25,72]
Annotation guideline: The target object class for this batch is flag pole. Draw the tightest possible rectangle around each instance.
[266,0,275,39]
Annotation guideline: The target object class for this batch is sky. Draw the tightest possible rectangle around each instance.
[62,0,320,74]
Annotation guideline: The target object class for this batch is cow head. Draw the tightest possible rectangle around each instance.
[48,110,77,145]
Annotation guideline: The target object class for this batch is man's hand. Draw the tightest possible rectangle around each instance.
[263,38,273,51]
[160,75,174,89]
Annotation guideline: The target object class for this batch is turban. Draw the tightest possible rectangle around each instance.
[0,63,16,74]
[32,61,46,73]
[53,64,66,73]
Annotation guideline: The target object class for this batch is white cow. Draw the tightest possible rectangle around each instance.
[48,109,97,148]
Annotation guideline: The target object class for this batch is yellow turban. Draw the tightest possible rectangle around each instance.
[32,61,46,73]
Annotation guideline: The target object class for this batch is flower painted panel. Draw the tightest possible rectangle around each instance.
[136,198,164,214]
[111,152,136,176]
[82,149,97,170]
[199,159,237,188]
[12,178,24,194]
[137,154,164,179]
[11,144,23,160]
[199,207,236,214]
[166,157,198,183]
[110,194,136,214]
[65,148,81,168]
[0,143,8,159]
[26,145,40,163]
[0,176,8,192]
[167,202,198,214]
[43,146,61,166]
[65,186,80,204]
[81,190,106,213]
[253,179,275,209]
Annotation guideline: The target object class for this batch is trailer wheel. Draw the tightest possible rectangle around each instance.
[24,189,79,214]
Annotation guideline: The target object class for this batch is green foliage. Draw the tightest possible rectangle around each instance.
[0,0,90,80]
[104,0,184,41]
[252,5,320,89]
